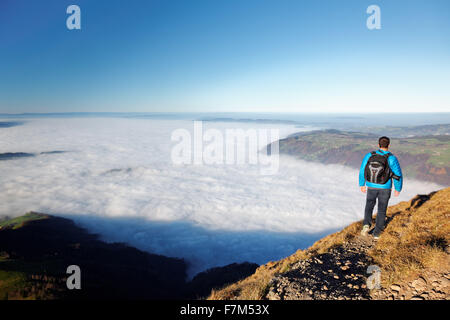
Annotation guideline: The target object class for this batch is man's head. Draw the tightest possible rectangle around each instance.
[378,136,390,149]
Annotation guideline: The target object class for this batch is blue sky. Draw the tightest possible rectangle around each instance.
[0,0,449,113]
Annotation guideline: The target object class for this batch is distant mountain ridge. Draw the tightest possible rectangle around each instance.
[351,123,450,138]
[269,129,450,185]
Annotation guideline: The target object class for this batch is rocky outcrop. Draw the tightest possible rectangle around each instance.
[372,272,450,300]
[266,237,374,300]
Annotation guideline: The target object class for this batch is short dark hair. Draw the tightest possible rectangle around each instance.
[379,136,390,148]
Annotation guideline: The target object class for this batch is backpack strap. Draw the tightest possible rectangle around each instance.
[375,150,392,158]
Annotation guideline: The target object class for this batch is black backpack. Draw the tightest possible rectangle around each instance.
[364,151,392,184]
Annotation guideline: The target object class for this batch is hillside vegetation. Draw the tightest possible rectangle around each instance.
[209,187,450,300]
[272,130,450,185]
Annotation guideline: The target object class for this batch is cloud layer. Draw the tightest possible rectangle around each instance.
[0,118,442,276]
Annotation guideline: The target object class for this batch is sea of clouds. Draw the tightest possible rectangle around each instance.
[0,118,443,277]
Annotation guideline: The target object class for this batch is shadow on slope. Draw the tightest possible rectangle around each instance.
[67,213,337,279]
[0,214,186,300]
[0,213,335,300]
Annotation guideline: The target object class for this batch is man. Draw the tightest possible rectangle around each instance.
[359,136,403,239]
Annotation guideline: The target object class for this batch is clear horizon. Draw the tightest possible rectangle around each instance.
[1,0,449,114]
[1,111,450,115]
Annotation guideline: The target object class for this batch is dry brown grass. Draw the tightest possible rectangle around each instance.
[209,187,450,300]
[208,249,309,300]
[369,188,450,287]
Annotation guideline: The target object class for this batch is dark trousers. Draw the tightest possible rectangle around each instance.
[363,188,391,236]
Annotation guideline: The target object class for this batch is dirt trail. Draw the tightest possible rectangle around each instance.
[266,234,449,300]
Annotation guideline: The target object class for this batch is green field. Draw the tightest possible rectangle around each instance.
[0,212,48,230]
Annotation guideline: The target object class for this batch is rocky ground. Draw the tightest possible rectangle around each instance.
[266,234,450,300]
[372,271,450,300]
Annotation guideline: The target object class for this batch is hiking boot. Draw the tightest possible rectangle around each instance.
[361,225,370,236]
[373,234,380,240]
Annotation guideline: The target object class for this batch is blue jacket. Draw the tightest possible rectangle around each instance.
[359,149,403,191]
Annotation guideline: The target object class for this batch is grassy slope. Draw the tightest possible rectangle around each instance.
[209,187,450,300]
[0,213,50,299]
[0,212,48,230]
